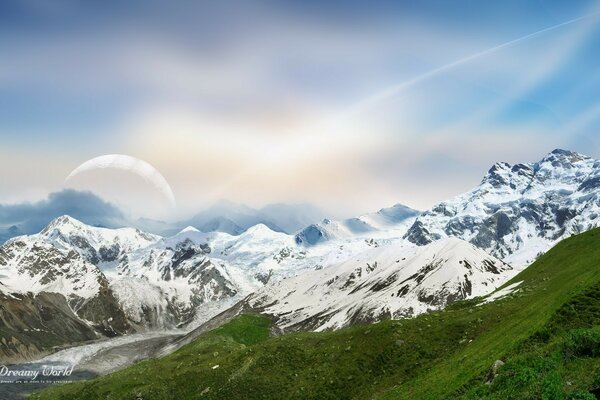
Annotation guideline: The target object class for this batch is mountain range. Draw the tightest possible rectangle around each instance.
[2,149,600,364]
[0,197,328,244]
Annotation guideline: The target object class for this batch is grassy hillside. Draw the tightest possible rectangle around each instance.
[32,229,600,400]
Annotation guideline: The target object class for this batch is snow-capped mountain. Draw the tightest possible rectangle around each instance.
[295,203,420,246]
[404,149,600,266]
[0,216,361,334]
[114,227,240,328]
[181,201,329,235]
[40,215,160,268]
[0,217,245,331]
[248,237,512,332]
[0,220,132,336]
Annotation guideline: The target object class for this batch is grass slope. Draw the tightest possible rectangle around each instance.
[32,229,600,400]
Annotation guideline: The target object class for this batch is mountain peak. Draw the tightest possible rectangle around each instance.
[179,226,200,234]
[481,162,512,187]
[541,149,590,164]
[243,223,277,236]
[42,215,85,233]
[373,203,421,223]
[550,148,577,156]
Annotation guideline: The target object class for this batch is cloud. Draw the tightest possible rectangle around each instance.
[0,189,126,242]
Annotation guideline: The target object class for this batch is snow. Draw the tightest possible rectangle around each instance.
[0,235,104,298]
[36,330,174,367]
[249,237,514,331]
[110,277,171,327]
[41,215,160,252]
[481,281,522,304]
[179,226,200,234]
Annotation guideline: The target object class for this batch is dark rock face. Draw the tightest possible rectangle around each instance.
[69,285,132,337]
[99,244,120,262]
[295,224,327,245]
[68,235,100,264]
[192,262,238,299]
[403,220,441,246]
[445,216,478,237]
[483,162,511,188]
[578,176,600,192]
[254,270,272,284]
[471,212,513,250]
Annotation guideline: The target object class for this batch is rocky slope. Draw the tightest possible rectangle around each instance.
[248,237,512,331]
[0,289,100,362]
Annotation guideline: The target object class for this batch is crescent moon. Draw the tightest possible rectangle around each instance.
[65,154,176,209]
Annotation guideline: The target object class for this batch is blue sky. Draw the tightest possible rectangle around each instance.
[1,0,599,218]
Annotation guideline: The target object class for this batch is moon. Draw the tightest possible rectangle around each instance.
[65,154,176,209]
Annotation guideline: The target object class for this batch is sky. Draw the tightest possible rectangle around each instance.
[1,0,600,220]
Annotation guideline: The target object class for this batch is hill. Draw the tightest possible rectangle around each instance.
[31,228,600,399]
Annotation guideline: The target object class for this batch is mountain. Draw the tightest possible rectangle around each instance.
[35,227,600,400]
[295,203,420,245]
[404,149,600,266]
[178,201,285,234]
[0,216,249,331]
[0,216,337,340]
[0,216,334,361]
[113,227,240,328]
[177,201,329,235]
[0,216,141,337]
[258,203,328,233]
[248,237,511,331]
[360,203,422,228]
[0,196,328,243]
[0,206,428,361]
[197,216,244,235]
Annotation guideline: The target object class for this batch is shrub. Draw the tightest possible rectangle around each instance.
[563,329,600,359]
[567,390,596,400]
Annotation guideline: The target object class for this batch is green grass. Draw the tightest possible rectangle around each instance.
[453,279,600,399]
[32,229,600,400]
